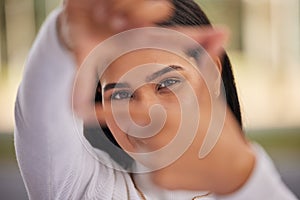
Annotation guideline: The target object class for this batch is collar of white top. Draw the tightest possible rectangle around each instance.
[132,165,212,200]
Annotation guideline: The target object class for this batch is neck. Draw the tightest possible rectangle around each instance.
[132,164,211,200]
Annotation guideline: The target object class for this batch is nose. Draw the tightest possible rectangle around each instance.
[130,87,160,127]
[126,86,167,139]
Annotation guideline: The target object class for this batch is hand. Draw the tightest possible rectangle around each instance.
[61,0,227,125]
[57,0,174,124]
[58,0,174,65]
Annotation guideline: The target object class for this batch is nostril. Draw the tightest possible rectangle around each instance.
[129,107,152,127]
[128,104,167,139]
[129,94,158,126]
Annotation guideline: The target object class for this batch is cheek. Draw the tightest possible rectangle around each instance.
[135,96,182,151]
[189,76,213,139]
[103,97,183,153]
[103,106,136,152]
[189,75,211,110]
[147,111,181,150]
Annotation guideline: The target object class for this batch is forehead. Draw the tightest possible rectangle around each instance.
[101,49,195,81]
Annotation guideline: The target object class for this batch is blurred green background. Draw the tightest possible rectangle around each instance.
[0,0,299,199]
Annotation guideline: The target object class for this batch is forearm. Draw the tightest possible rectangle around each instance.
[14,8,96,199]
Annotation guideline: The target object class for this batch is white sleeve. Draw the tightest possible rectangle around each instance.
[215,144,298,200]
[14,8,113,200]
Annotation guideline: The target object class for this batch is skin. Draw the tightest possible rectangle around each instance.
[59,0,174,65]
[101,49,202,153]
[100,49,255,194]
[58,0,256,195]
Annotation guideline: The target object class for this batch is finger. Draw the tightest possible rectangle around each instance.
[103,0,141,31]
[110,0,141,13]
[172,26,229,57]
[73,61,99,124]
[127,0,174,25]
[95,103,106,125]
[92,0,112,24]
[109,0,174,30]
[65,0,99,13]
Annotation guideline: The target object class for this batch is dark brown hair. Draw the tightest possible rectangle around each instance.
[93,0,242,151]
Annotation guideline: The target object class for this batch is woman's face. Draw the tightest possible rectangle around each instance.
[100,49,214,162]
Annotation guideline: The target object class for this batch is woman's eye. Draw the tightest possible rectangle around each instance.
[111,90,132,100]
[157,78,181,90]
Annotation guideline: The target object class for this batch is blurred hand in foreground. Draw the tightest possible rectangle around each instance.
[58,0,174,65]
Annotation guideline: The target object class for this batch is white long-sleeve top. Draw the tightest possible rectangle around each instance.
[14,8,298,200]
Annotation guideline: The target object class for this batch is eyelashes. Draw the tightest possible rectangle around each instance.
[109,77,183,101]
[111,90,133,100]
[156,77,182,92]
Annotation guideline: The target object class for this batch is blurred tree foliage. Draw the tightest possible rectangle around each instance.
[0,0,7,70]
[33,0,46,32]
[0,0,47,71]
[0,0,244,72]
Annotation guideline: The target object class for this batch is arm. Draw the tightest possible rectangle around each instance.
[15,1,174,199]
[14,9,101,199]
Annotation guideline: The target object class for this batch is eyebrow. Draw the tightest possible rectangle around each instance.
[103,82,130,92]
[145,65,183,82]
[103,65,184,92]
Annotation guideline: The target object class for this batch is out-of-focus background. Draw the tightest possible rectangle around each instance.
[0,0,299,199]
